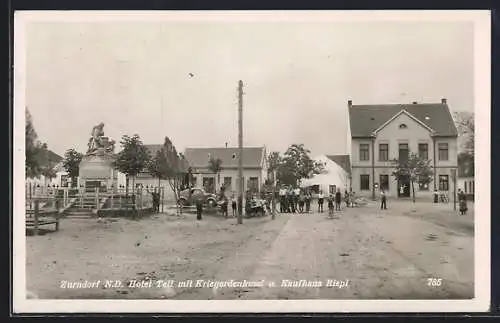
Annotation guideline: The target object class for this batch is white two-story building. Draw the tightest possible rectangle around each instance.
[347,98,458,199]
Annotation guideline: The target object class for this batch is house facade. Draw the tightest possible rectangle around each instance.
[347,99,458,199]
[183,146,268,196]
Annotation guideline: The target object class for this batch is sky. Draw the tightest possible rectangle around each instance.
[22,15,474,158]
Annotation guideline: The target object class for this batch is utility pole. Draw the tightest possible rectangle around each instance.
[237,80,244,224]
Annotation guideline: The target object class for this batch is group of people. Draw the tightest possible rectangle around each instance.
[458,189,469,215]
[278,186,357,215]
[278,186,310,213]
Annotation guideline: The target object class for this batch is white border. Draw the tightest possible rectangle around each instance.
[13,10,491,313]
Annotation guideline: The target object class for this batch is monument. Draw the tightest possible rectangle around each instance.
[78,123,117,191]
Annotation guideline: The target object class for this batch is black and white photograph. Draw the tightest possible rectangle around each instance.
[13,10,490,313]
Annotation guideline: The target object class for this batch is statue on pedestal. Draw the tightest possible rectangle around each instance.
[86,122,115,157]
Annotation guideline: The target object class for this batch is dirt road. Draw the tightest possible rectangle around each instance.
[26,201,474,300]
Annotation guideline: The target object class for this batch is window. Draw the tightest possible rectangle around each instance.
[379,144,389,161]
[439,175,449,191]
[464,181,468,194]
[399,143,409,161]
[360,175,370,190]
[379,175,389,191]
[203,177,215,193]
[360,144,370,161]
[248,177,259,193]
[438,143,449,161]
[419,176,429,190]
[223,177,232,190]
[418,143,429,160]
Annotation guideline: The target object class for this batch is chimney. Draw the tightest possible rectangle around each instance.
[348,100,352,108]
[441,98,447,104]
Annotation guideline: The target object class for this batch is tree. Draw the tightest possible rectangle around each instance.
[208,157,223,193]
[267,152,282,173]
[160,137,188,211]
[454,111,474,156]
[112,134,151,207]
[147,148,169,189]
[25,109,51,178]
[391,152,433,203]
[277,144,326,186]
[62,149,84,188]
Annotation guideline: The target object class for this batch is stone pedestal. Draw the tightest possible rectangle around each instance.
[79,155,117,190]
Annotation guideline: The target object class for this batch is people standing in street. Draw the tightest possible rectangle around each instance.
[327,194,335,217]
[288,187,296,213]
[350,191,356,207]
[279,186,286,213]
[305,191,311,213]
[433,189,439,203]
[221,196,229,218]
[344,189,350,208]
[231,194,237,217]
[196,198,203,220]
[335,189,342,211]
[318,190,324,213]
[380,189,387,210]
[298,192,305,213]
[458,189,468,215]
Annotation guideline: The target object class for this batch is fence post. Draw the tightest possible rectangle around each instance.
[55,198,60,231]
[161,187,164,213]
[79,188,83,208]
[34,200,39,236]
[63,188,68,209]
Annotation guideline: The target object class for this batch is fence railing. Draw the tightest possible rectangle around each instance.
[25,184,164,211]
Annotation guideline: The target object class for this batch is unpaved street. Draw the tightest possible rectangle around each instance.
[26,201,474,300]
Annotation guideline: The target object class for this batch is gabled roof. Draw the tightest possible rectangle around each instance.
[184,147,266,169]
[143,144,164,158]
[326,155,351,174]
[348,101,458,138]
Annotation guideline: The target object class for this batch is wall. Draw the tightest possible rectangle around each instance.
[193,168,264,196]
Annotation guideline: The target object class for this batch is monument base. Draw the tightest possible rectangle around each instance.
[79,155,117,191]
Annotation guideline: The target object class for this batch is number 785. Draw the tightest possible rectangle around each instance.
[427,278,442,286]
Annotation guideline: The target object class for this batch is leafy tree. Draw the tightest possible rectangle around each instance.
[208,157,223,193]
[391,152,433,203]
[277,144,326,186]
[25,109,51,178]
[160,137,189,211]
[267,152,282,173]
[147,148,169,189]
[454,112,474,156]
[112,134,151,200]
[62,149,84,188]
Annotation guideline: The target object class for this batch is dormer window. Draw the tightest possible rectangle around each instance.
[399,124,408,129]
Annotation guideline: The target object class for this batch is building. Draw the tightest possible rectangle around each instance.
[25,150,64,187]
[347,99,458,199]
[300,155,351,195]
[183,146,268,196]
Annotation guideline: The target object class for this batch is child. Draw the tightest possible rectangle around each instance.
[318,190,324,213]
[231,195,237,217]
[305,192,311,213]
[298,193,305,213]
[196,198,203,220]
[327,194,335,217]
[335,189,342,211]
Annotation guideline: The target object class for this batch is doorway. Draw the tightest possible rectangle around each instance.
[397,176,411,198]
